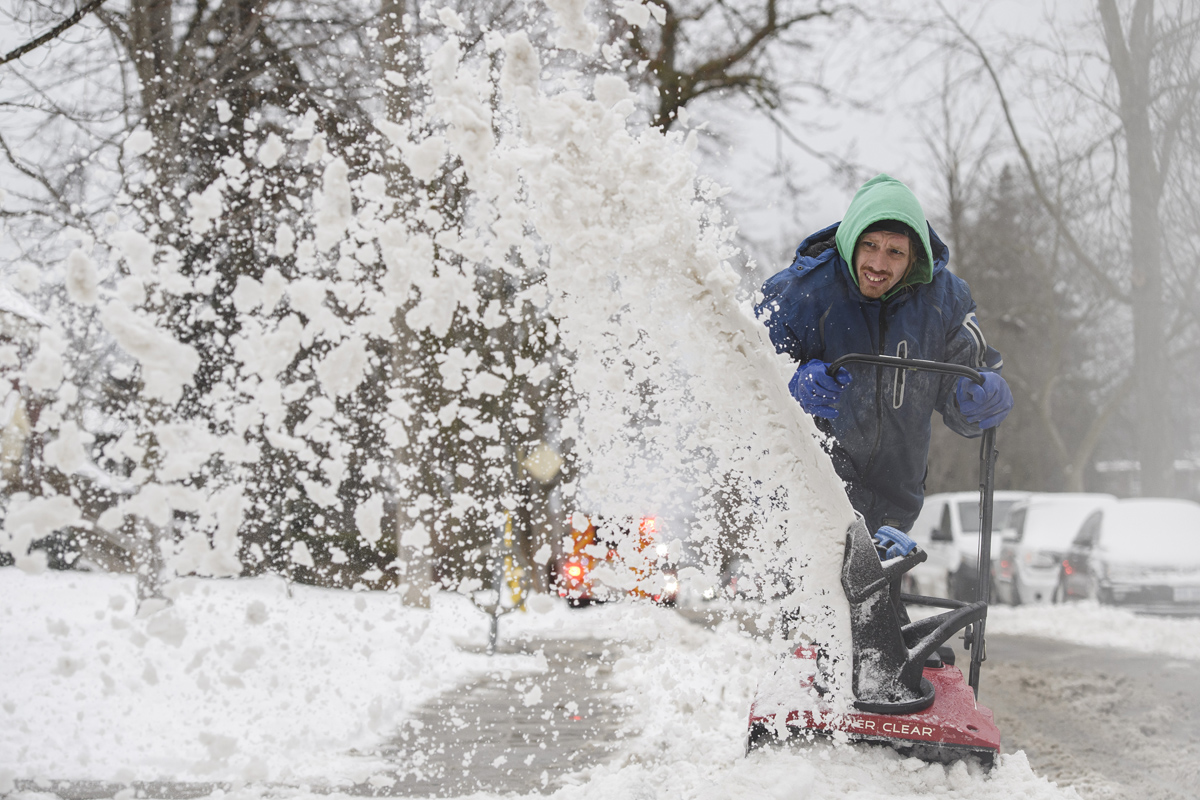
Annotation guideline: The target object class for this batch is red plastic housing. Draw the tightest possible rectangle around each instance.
[749,647,1001,760]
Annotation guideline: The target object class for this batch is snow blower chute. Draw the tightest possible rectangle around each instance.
[747,354,1003,766]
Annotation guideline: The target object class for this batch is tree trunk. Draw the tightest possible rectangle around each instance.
[1099,0,1172,495]
[378,0,436,606]
[133,516,170,612]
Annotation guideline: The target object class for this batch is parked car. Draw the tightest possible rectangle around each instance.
[908,491,1031,600]
[1055,498,1200,615]
[993,493,1116,605]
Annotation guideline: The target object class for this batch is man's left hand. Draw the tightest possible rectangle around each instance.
[956,372,1013,429]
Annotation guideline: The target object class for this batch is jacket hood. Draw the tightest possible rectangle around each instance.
[788,221,950,303]
[834,174,935,300]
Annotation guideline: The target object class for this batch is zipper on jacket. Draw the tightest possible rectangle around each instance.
[893,339,908,408]
[861,305,888,497]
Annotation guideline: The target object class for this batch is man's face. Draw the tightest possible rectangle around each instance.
[854,231,914,299]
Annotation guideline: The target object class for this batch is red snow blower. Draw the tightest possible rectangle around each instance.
[747,354,1003,766]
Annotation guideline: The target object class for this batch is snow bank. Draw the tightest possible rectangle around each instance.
[988,602,1200,661]
[0,569,510,785]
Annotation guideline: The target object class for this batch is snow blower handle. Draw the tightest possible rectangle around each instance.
[825,353,998,698]
[825,353,986,387]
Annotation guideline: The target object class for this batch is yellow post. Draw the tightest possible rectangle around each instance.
[502,512,526,611]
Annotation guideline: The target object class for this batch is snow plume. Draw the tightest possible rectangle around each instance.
[544,0,599,53]
[476,33,857,692]
[5,5,855,700]
[369,27,856,695]
[98,301,200,405]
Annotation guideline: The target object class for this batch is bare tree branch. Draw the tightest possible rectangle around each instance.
[631,0,845,130]
[0,0,108,67]
[762,108,860,178]
[938,1,1130,304]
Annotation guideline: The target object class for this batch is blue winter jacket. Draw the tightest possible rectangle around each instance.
[757,222,1002,533]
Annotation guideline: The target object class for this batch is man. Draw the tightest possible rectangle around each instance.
[756,174,1012,535]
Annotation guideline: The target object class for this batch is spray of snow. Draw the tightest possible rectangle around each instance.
[122,129,155,160]
[481,31,857,693]
[543,0,599,53]
[98,302,200,405]
[64,249,100,306]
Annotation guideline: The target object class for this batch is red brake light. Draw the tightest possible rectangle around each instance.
[1062,560,1074,576]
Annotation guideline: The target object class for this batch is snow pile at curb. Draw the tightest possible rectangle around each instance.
[0,569,508,786]
[988,602,1200,661]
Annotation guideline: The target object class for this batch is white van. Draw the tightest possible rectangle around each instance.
[907,491,1031,600]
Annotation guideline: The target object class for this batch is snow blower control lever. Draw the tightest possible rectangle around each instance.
[826,354,1000,700]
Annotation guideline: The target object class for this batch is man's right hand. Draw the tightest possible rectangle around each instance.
[789,360,852,418]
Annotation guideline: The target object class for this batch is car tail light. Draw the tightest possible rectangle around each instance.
[566,564,583,579]
[1062,560,1074,576]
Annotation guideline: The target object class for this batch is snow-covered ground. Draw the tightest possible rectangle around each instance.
[14,569,1196,798]
[0,568,509,787]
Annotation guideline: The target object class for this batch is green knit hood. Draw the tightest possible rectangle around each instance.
[834,173,934,299]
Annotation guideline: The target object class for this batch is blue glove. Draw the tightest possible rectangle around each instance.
[789,360,852,419]
[956,372,1013,429]
[873,526,917,560]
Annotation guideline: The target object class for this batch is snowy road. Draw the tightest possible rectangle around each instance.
[422,611,1200,800]
[679,602,1200,800]
[979,633,1200,800]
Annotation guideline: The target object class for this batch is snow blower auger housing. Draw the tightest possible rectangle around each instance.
[747,354,1003,766]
